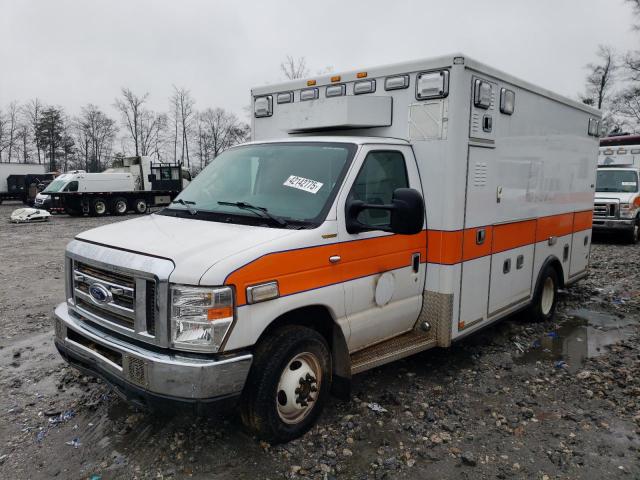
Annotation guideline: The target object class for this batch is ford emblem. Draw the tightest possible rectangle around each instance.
[89,283,112,304]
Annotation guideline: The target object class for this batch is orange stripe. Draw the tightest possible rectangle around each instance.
[426,230,463,264]
[227,210,594,305]
[462,226,493,261]
[227,232,427,305]
[573,210,593,232]
[535,212,574,242]
[492,219,537,253]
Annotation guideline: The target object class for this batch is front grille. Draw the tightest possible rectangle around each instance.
[593,202,617,219]
[71,261,157,339]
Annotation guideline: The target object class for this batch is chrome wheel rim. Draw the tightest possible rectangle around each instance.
[541,277,555,315]
[276,352,322,424]
[95,202,106,215]
[116,201,127,213]
[136,201,146,212]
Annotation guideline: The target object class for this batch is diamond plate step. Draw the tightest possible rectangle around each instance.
[350,331,437,375]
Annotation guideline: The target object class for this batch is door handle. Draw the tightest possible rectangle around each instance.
[476,228,486,245]
[329,256,341,264]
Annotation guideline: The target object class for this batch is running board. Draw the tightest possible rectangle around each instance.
[350,331,437,375]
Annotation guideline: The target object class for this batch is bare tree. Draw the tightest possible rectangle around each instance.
[6,101,19,162]
[627,0,640,29]
[613,86,640,133]
[280,55,309,80]
[199,108,250,165]
[0,108,7,162]
[581,45,617,110]
[170,86,195,168]
[76,104,117,171]
[23,98,43,164]
[114,88,148,156]
[139,110,166,158]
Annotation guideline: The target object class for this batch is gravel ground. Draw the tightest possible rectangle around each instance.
[0,202,639,480]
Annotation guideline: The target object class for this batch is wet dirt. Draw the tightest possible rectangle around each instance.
[515,309,636,373]
[0,202,639,479]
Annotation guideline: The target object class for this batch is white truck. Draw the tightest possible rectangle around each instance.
[53,54,600,442]
[594,135,640,243]
[0,163,47,204]
[35,156,191,216]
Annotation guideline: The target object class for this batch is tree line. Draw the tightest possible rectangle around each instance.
[581,0,640,135]
[0,87,249,173]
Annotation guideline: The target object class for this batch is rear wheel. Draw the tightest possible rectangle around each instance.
[240,326,331,443]
[111,197,128,216]
[90,198,108,217]
[528,264,559,322]
[134,198,148,214]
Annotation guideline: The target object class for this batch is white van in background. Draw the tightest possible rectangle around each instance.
[594,135,640,243]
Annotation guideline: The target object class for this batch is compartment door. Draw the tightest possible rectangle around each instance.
[459,145,495,331]
[569,231,590,277]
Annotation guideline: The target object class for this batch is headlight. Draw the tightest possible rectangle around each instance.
[170,285,234,352]
[620,203,637,218]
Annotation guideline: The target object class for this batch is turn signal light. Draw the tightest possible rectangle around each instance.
[356,72,368,78]
[331,75,341,83]
[634,196,640,208]
[307,79,316,86]
[207,306,233,320]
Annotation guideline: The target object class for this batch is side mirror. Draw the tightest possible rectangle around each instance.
[346,187,424,235]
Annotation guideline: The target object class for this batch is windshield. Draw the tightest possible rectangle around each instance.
[42,177,69,193]
[164,142,357,226]
[596,170,639,193]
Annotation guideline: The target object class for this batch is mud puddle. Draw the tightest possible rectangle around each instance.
[515,308,635,372]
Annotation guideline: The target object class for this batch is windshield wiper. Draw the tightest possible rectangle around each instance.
[171,198,198,215]
[218,201,288,227]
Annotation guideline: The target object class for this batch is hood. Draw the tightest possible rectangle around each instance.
[595,191,639,203]
[75,213,296,284]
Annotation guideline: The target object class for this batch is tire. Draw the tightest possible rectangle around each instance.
[528,264,559,322]
[240,326,332,443]
[111,197,128,216]
[133,198,148,214]
[626,218,639,244]
[90,198,108,217]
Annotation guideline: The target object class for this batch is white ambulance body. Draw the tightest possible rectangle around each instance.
[53,54,600,443]
[251,53,599,345]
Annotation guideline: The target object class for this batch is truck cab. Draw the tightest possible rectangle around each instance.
[53,54,600,443]
[594,137,640,243]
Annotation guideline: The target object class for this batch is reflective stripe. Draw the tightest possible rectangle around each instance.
[225,209,593,305]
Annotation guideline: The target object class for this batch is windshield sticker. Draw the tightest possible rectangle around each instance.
[283,175,324,194]
[622,182,637,186]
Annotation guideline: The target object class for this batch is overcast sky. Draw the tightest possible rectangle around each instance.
[1,0,638,122]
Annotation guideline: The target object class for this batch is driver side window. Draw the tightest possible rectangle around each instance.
[65,181,78,192]
[349,151,409,227]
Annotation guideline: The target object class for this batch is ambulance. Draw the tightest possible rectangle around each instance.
[53,54,600,442]
[595,134,640,242]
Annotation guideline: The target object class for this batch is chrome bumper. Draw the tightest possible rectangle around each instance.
[592,218,634,230]
[54,302,252,404]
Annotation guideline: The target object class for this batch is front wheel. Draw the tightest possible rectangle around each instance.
[528,264,559,322]
[240,326,331,443]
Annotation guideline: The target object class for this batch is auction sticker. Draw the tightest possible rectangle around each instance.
[283,175,324,194]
